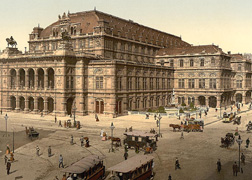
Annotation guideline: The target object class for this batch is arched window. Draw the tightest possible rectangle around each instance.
[179,59,184,67]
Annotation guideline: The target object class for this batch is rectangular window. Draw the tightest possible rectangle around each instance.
[156,78,159,89]
[117,77,122,91]
[135,77,140,90]
[179,79,185,88]
[150,78,153,90]
[162,78,165,89]
[188,79,195,88]
[170,60,174,67]
[180,60,184,67]
[200,59,205,66]
[128,77,132,90]
[209,79,216,89]
[167,79,171,88]
[199,79,205,89]
[96,76,103,89]
[236,80,242,88]
[190,60,194,67]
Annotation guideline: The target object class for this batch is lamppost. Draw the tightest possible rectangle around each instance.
[4,114,8,137]
[236,135,243,172]
[220,104,222,119]
[110,122,115,152]
[73,102,77,127]
[158,116,162,137]
[12,128,14,153]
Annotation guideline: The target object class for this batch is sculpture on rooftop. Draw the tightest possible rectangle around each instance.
[6,36,17,48]
[61,31,71,41]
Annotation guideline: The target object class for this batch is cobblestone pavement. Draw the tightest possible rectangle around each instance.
[0,105,251,180]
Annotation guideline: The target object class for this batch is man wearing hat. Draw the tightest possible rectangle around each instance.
[6,160,11,175]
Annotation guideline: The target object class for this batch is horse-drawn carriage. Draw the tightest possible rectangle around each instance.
[222,112,235,123]
[25,127,39,140]
[233,116,241,125]
[183,124,203,132]
[123,131,157,152]
[221,133,235,148]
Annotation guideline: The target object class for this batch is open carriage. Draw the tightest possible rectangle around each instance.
[221,133,235,148]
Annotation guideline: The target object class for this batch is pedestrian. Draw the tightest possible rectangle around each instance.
[168,174,172,180]
[54,176,59,180]
[0,109,2,115]
[231,106,233,111]
[6,160,11,175]
[41,112,43,117]
[48,146,52,157]
[135,144,139,154]
[241,153,245,165]
[217,159,221,172]
[85,138,90,147]
[205,111,207,116]
[4,155,8,165]
[70,135,74,145]
[215,108,217,112]
[207,107,209,112]
[95,114,99,122]
[62,174,67,180]
[246,138,250,148]
[59,154,64,168]
[73,174,77,180]
[67,175,73,180]
[36,145,40,156]
[180,131,184,139]
[146,113,149,119]
[59,120,62,127]
[80,136,84,147]
[55,117,57,123]
[199,112,201,118]
[175,158,181,170]
[124,151,128,160]
[154,114,157,120]
[225,106,227,110]
[178,115,181,120]
[242,103,243,107]
[233,162,238,176]
[156,120,159,127]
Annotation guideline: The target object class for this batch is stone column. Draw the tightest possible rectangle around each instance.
[35,70,38,90]
[205,96,209,107]
[34,98,38,113]
[216,95,221,108]
[15,97,20,112]
[25,70,29,89]
[44,69,48,89]
[24,98,29,113]
[43,99,48,114]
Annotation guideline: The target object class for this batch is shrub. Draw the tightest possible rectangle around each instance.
[181,102,186,106]
[147,108,153,112]
[189,102,194,108]
[158,106,166,113]
[179,108,184,113]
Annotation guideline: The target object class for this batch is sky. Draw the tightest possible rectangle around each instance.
[1,0,252,54]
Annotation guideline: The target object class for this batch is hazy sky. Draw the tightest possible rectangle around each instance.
[1,0,252,53]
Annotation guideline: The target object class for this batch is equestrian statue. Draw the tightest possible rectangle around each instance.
[6,36,17,48]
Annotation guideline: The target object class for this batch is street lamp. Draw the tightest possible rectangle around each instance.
[158,116,162,137]
[110,122,115,152]
[4,114,8,137]
[73,102,77,127]
[236,135,243,172]
[220,104,222,119]
[12,128,14,153]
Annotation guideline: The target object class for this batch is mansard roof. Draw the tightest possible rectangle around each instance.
[37,10,190,48]
[157,45,225,56]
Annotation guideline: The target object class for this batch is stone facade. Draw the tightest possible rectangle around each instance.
[0,10,188,117]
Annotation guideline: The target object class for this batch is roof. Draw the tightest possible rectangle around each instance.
[108,155,154,173]
[61,154,105,174]
[36,10,190,48]
[157,45,225,56]
[230,54,243,60]
[124,131,157,137]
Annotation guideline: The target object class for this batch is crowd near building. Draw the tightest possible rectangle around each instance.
[0,10,251,117]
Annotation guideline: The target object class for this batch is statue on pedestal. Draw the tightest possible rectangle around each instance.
[6,36,17,48]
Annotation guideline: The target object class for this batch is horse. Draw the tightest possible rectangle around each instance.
[169,124,181,131]
[108,137,121,146]
[6,38,17,48]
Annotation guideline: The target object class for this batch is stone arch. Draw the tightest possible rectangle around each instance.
[198,96,206,106]
[38,97,44,112]
[10,69,16,88]
[209,96,217,108]
[28,68,35,88]
[47,97,54,113]
[38,68,44,88]
[19,69,25,87]
[66,97,74,115]
[10,96,16,110]
[47,68,55,88]
[19,96,25,111]
[235,93,242,103]
[246,91,251,103]
[28,97,34,111]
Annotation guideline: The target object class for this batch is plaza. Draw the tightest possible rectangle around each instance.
[0,104,252,180]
